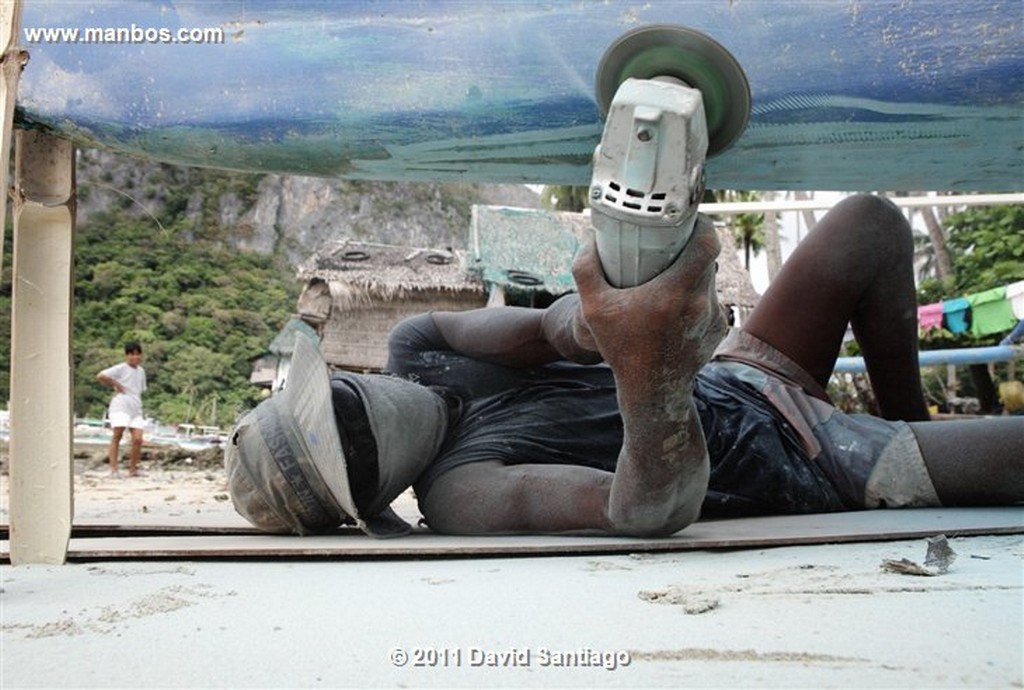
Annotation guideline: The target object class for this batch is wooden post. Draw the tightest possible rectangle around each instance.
[1,0,26,273]
[9,130,76,565]
[946,363,957,403]
[486,283,507,308]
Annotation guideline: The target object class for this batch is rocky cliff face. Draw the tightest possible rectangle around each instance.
[75,149,540,264]
[227,174,540,262]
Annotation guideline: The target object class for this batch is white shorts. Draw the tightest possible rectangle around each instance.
[108,411,146,430]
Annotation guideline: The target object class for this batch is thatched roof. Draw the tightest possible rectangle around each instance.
[710,221,761,308]
[296,208,759,311]
[297,240,485,299]
[470,205,760,308]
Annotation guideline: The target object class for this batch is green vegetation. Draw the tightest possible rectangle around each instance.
[916,204,1024,348]
[0,164,298,429]
[911,204,1023,410]
[540,185,590,213]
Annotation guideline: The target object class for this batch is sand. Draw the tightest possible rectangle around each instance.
[0,442,423,529]
[1,447,1022,688]
[0,443,235,527]
[2,532,1022,688]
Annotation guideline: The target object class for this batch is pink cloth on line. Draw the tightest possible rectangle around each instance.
[917,302,944,332]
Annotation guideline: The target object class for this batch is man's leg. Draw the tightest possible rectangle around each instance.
[742,194,929,421]
[107,427,124,474]
[909,418,1024,505]
[128,428,144,476]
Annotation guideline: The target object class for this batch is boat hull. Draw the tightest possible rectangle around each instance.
[15,1,1022,190]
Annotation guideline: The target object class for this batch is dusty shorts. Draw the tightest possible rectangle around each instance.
[711,329,940,509]
[107,411,146,430]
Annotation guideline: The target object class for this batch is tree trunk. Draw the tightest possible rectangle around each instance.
[852,373,880,416]
[968,364,998,414]
[763,190,783,281]
[920,205,954,284]
[793,190,817,234]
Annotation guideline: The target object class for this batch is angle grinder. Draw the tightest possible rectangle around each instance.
[590,25,751,287]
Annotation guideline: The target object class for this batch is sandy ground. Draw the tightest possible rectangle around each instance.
[0,442,424,529]
[1,446,1022,688]
[2,533,1022,688]
[0,443,236,527]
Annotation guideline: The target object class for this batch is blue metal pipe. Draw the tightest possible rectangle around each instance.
[834,345,1024,374]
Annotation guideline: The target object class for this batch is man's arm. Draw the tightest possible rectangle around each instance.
[423,216,727,537]
[578,216,725,533]
[430,294,602,368]
[96,367,125,394]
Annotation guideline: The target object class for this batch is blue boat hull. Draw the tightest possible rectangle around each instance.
[15,1,1023,190]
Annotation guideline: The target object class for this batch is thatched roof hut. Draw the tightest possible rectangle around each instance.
[294,206,760,372]
[249,318,321,390]
[296,240,486,371]
[707,220,762,315]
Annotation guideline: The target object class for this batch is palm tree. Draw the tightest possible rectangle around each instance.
[892,191,954,286]
[792,190,818,237]
[913,231,939,284]
[762,191,782,280]
[713,190,764,270]
[918,204,955,285]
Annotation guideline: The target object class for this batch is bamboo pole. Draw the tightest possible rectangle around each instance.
[1,0,26,273]
[9,130,76,565]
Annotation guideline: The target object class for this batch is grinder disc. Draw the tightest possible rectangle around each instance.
[595,24,751,157]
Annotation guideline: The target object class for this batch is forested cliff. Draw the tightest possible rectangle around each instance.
[0,149,538,427]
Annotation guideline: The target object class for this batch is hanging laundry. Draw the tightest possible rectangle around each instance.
[942,297,971,334]
[1006,280,1024,320]
[917,302,944,332]
[965,286,1017,337]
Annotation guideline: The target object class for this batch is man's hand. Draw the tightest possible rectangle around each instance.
[539,294,602,364]
[97,374,125,394]
[571,214,727,387]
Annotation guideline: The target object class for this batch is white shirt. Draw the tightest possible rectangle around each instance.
[100,362,147,417]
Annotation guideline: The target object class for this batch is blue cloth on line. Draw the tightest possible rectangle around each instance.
[942,297,971,334]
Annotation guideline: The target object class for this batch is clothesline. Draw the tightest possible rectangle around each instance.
[918,279,1024,337]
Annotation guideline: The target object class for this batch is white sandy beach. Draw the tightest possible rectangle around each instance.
[2,447,1022,688]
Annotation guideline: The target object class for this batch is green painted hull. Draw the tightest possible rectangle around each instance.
[16,1,1022,190]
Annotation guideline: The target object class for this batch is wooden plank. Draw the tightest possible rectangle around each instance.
[2,508,1020,561]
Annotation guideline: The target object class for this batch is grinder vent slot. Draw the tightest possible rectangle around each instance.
[603,181,668,215]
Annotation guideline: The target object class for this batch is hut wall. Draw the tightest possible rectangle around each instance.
[321,291,486,371]
[249,355,278,387]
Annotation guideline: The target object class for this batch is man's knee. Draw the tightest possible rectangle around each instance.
[833,194,913,260]
[845,194,909,234]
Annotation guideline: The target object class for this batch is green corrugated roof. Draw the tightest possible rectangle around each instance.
[469,204,759,308]
[268,318,320,356]
[469,205,584,295]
